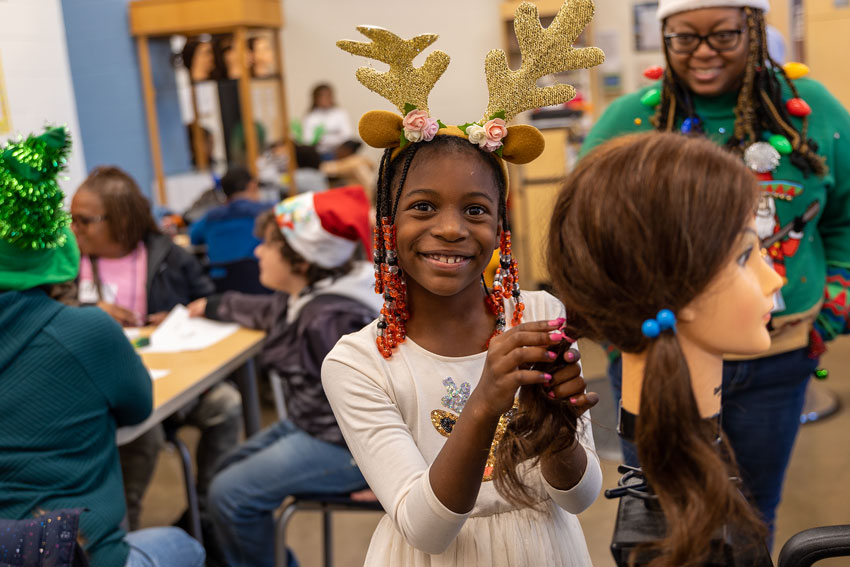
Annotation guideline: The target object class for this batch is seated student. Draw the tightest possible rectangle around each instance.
[320,139,377,199]
[70,165,242,531]
[0,127,205,567]
[189,166,271,267]
[293,143,329,194]
[187,186,382,567]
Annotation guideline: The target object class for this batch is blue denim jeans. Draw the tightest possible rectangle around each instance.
[609,347,815,538]
[208,419,367,567]
[125,526,206,567]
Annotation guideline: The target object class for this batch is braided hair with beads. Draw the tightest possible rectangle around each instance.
[654,7,826,176]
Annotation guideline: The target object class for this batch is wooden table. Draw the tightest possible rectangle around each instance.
[116,326,265,542]
[117,327,266,446]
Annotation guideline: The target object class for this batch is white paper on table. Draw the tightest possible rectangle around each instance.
[124,328,143,341]
[148,369,170,380]
[140,305,239,353]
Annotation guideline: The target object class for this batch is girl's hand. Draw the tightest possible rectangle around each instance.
[97,301,143,327]
[474,318,569,418]
[187,298,207,318]
[546,347,600,415]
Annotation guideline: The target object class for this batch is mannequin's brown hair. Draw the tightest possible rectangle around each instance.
[547,131,766,565]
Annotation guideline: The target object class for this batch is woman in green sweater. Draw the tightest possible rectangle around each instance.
[0,128,205,567]
[581,0,850,541]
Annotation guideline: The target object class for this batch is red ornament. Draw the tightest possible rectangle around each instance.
[786,98,811,117]
[643,66,664,80]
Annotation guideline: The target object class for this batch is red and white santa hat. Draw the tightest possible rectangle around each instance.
[273,185,372,269]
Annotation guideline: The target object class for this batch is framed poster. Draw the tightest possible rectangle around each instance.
[0,51,10,134]
[634,2,662,52]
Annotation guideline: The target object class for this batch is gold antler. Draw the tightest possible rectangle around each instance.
[484,0,604,121]
[337,27,450,114]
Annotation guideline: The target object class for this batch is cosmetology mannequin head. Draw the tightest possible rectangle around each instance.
[548,131,781,565]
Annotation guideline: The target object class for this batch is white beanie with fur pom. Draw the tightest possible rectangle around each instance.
[656,0,769,21]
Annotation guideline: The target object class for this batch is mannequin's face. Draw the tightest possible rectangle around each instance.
[251,37,275,76]
[664,7,749,96]
[191,42,215,81]
[677,217,782,355]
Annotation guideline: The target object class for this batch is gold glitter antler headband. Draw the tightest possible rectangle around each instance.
[337,27,450,114]
[341,0,604,166]
[484,0,605,122]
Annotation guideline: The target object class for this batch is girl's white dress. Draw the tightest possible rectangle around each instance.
[322,290,601,567]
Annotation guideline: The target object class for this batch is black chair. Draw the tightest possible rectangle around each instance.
[275,492,383,567]
[210,258,272,295]
[778,525,850,567]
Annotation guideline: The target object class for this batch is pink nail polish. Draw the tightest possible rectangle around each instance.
[566,351,576,362]
[542,373,552,381]
[569,397,579,404]
[549,331,563,341]
[547,351,557,360]
[548,391,556,399]
[562,335,575,343]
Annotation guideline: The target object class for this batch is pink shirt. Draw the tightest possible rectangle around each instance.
[79,242,148,323]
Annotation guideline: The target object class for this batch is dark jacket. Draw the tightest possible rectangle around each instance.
[145,232,215,314]
[205,262,382,444]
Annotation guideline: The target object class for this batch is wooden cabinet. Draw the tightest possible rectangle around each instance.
[128,0,295,205]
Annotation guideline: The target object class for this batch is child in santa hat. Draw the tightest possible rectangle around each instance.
[188,185,382,567]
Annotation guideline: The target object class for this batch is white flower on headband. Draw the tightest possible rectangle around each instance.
[461,112,508,154]
[402,105,443,145]
[466,124,487,146]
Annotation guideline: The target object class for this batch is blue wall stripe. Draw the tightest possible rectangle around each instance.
[61,0,190,201]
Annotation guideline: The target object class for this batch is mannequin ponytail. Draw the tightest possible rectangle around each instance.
[638,333,764,565]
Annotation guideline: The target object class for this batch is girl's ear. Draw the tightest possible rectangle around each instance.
[359,110,403,149]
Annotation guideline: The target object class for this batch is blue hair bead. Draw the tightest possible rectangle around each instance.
[656,309,677,331]
[642,309,677,339]
[641,319,660,338]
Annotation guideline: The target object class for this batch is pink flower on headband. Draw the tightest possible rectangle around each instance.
[481,118,507,152]
[403,109,439,143]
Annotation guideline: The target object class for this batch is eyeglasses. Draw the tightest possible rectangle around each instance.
[70,214,107,228]
[663,29,745,54]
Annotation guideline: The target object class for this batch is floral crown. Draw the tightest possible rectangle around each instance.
[337,0,604,166]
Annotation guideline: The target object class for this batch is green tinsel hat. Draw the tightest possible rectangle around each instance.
[0,127,80,291]
[0,126,72,249]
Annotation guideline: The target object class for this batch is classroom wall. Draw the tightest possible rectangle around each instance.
[281,0,502,148]
[0,0,87,197]
[61,0,191,202]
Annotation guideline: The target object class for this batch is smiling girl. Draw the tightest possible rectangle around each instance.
[321,3,606,564]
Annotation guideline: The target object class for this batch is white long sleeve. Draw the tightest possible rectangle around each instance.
[321,290,600,565]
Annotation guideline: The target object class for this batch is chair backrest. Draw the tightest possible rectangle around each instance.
[778,525,850,567]
[210,258,272,294]
[0,509,89,567]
